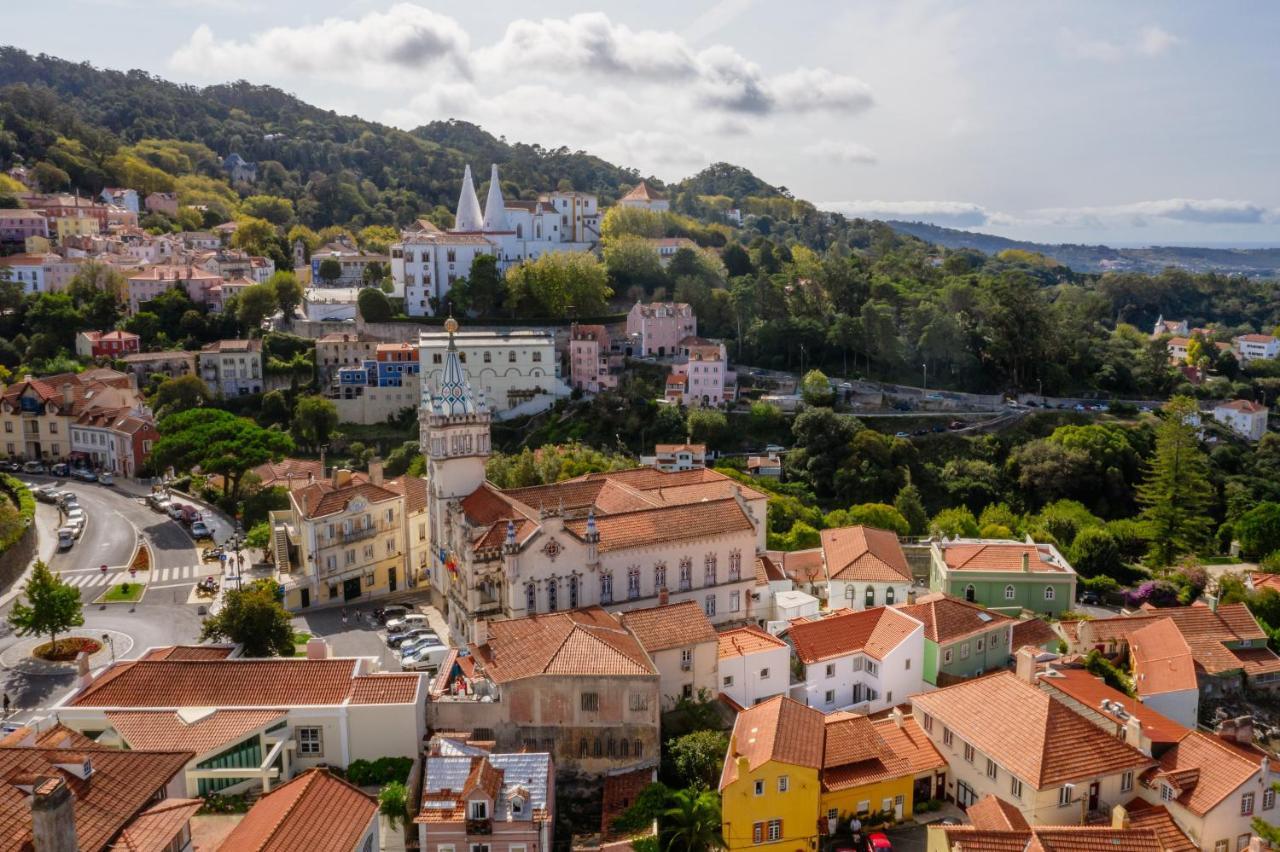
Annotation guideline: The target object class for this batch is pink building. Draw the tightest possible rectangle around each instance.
[626,301,696,357]
[126,265,224,313]
[0,209,49,245]
[569,323,619,393]
[417,737,553,852]
[667,336,737,408]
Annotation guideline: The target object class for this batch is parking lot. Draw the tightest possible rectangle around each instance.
[292,594,453,674]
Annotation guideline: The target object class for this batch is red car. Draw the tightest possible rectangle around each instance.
[867,833,892,852]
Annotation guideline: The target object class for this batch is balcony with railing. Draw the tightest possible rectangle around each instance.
[339,524,379,544]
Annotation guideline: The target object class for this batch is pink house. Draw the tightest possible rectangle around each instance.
[126,265,224,313]
[626,302,696,357]
[417,737,553,852]
[569,323,619,393]
[668,336,737,408]
[0,209,49,245]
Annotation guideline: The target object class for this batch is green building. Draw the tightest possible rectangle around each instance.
[896,593,1014,685]
[928,540,1076,617]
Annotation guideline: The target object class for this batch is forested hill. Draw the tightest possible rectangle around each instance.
[0,47,785,228]
[889,220,1280,278]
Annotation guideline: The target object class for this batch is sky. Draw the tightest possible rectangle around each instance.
[11,1,1280,246]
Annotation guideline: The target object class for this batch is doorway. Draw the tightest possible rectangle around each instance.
[300,588,310,608]
[343,577,361,601]
[1088,781,1099,812]
[388,567,397,593]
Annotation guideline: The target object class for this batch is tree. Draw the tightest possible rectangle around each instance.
[241,195,295,226]
[237,282,278,329]
[894,482,928,535]
[450,254,504,316]
[378,781,409,828]
[317,258,343,285]
[1236,503,1280,560]
[662,788,723,852]
[358,225,399,255]
[152,374,212,419]
[245,521,272,550]
[667,730,729,790]
[1070,527,1123,578]
[8,562,83,652]
[358,287,393,322]
[270,271,303,319]
[505,251,613,316]
[199,579,294,657]
[230,216,278,256]
[686,408,728,447]
[824,503,909,535]
[604,235,668,294]
[800,369,834,407]
[1139,397,1215,566]
[930,507,980,538]
[152,408,294,500]
[722,243,753,277]
[292,395,339,452]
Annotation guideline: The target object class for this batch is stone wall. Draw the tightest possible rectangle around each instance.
[0,524,35,596]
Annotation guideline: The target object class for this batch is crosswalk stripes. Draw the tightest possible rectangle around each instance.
[58,564,208,588]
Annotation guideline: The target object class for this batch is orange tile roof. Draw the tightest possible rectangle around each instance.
[870,715,947,776]
[1122,800,1198,852]
[1011,617,1060,650]
[1144,729,1264,816]
[787,606,921,664]
[218,768,377,852]
[1129,619,1198,697]
[938,826,1164,852]
[820,712,912,791]
[941,542,1074,574]
[821,525,912,583]
[0,724,98,750]
[116,797,203,852]
[967,794,1030,830]
[896,593,1013,644]
[618,600,716,652]
[384,475,428,514]
[718,626,788,659]
[912,671,1154,787]
[720,696,824,789]
[349,673,422,704]
[471,607,657,683]
[1249,572,1280,594]
[105,709,285,755]
[782,548,825,584]
[295,479,400,519]
[0,746,192,852]
[1037,668,1188,745]
[1081,605,1279,679]
[755,554,786,586]
[67,656,385,707]
[138,644,236,661]
[249,458,325,489]
[563,498,754,552]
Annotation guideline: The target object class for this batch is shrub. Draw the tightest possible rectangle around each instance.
[1085,649,1134,696]
[0,473,35,554]
[929,507,979,538]
[345,756,413,786]
[1123,579,1180,609]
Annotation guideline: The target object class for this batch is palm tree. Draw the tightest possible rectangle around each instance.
[663,788,723,852]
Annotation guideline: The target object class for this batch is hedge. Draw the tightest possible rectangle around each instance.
[0,473,35,554]
[345,756,413,787]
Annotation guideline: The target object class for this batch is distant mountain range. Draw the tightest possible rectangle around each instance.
[887,220,1280,278]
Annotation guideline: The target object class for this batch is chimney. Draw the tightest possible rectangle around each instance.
[31,776,77,852]
[305,637,330,660]
[1015,646,1038,683]
[891,707,904,728]
[60,383,73,406]
[368,458,383,486]
[473,619,488,646]
[1219,715,1254,747]
[658,587,670,607]
[1111,804,1130,830]
[1125,715,1152,756]
[1021,550,1030,572]
[333,468,353,489]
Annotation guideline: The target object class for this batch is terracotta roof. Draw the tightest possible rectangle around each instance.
[967,794,1030,830]
[116,797,203,852]
[621,181,665,202]
[912,671,1154,787]
[138,644,235,661]
[1144,729,1264,816]
[720,696,824,789]
[783,548,826,583]
[295,479,399,519]
[941,542,1075,574]
[938,826,1164,852]
[1236,334,1277,344]
[1081,605,1279,678]
[653,443,706,454]
[718,626,788,659]
[471,607,657,683]
[821,712,912,791]
[218,768,377,852]
[618,601,716,653]
[1011,617,1060,650]
[1121,800,1197,852]
[385,474,428,514]
[870,715,947,776]
[105,709,285,755]
[0,724,97,750]
[896,593,1013,644]
[1216,399,1267,414]
[1037,668,1188,746]
[0,746,192,852]
[821,525,912,583]
[787,607,921,664]
[1129,619,1198,697]
[1249,572,1280,593]
[755,554,785,585]
[67,656,386,707]
[249,458,325,489]
[349,673,422,704]
[563,498,754,552]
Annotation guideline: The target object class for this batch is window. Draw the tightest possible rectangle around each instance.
[1264,788,1275,810]
[1059,786,1073,807]
[704,554,717,585]
[825,663,836,678]
[730,591,741,612]
[1045,586,1056,600]
[753,780,764,796]
[509,351,516,363]
[730,549,742,581]
[484,351,491,363]
[959,643,970,659]
[943,648,953,664]
[600,572,613,604]
[569,575,579,608]
[581,692,599,712]
[1010,777,1023,799]
[526,582,537,613]
[679,558,692,591]
[1161,784,1174,802]
[705,594,716,617]
[629,693,648,711]
[1238,836,1252,852]
[753,823,764,844]
[905,657,911,670]
[1242,792,1255,816]
[778,775,788,792]
[922,714,933,733]
[943,727,953,747]
[824,690,835,705]
[298,727,323,756]
[864,586,875,607]
[885,586,895,605]
[1214,842,1229,852]
[851,657,864,672]
[470,801,488,820]
[627,566,641,599]
[1121,771,1133,793]
[767,820,782,842]
[987,759,998,780]
[547,579,558,611]
[681,649,693,665]
[760,667,770,680]
[1005,584,1016,600]
[866,660,878,676]
[724,675,734,687]
[655,562,667,589]
[964,584,976,602]
[964,743,975,763]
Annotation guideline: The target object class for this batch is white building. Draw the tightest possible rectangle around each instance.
[639,443,707,472]
[667,337,737,408]
[785,606,925,714]
[199,339,264,397]
[717,626,791,708]
[0,253,49,294]
[617,181,670,212]
[1233,334,1280,363]
[392,164,600,317]
[419,328,568,416]
[820,525,914,610]
[618,599,719,708]
[1212,399,1269,441]
[99,187,140,214]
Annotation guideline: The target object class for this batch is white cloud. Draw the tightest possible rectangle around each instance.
[803,140,877,164]
[1037,198,1276,226]
[169,4,471,84]
[817,200,993,228]
[1136,25,1181,57]
[1060,23,1182,62]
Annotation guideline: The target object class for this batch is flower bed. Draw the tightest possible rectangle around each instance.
[33,637,102,661]
[99,582,146,603]
[129,544,151,572]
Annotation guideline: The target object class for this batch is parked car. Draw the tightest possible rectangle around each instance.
[147,494,171,512]
[65,518,85,539]
[401,644,450,672]
[948,420,965,430]
[64,506,85,524]
[57,528,75,550]
[97,472,114,486]
[376,605,410,624]
[166,504,186,521]
[388,627,436,649]
[398,634,442,656]
[33,485,59,504]
[0,461,20,472]
[867,833,892,852]
[72,468,97,482]
[51,463,69,477]
[190,521,211,539]
[386,613,430,634]
[894,431,909,438]
[22,461,46,474]
[1079,591,1103,606]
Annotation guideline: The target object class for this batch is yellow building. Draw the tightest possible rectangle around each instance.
[55,215,99,242]
[720,697,946,852]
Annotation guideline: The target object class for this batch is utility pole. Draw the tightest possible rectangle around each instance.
[922,362,927,394]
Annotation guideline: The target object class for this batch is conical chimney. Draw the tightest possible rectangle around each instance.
[454,165,483,231]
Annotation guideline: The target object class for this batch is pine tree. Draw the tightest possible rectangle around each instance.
[1138,396,1214,567]
[7,561,84,651]
[894,481,929,536]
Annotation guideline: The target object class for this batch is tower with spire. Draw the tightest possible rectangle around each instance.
[481,164,509,232]
[420,317,491,502]
[454,164,484,232]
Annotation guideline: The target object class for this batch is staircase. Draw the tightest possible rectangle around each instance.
[272,523,291,570]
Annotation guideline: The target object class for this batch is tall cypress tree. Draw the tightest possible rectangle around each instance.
[1138,396,1214,567]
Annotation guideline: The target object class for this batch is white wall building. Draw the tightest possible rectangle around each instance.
[199,339,264,397]
[419,328,567,415]
[820,525,914,610]
[786,606,925,714]
[717,626,792,708]
[1233,334,1280,363]
[1212,400,1269,441]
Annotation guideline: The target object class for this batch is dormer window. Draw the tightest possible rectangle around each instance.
[470,801,488,820]
[511,796,525,816]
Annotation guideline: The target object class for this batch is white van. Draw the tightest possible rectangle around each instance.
[401,644,450,672]
[386,613,428,634]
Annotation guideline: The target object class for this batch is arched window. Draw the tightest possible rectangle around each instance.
[568,575,579,608]
[526,582,537,613]
[633,739,643,758]
[1004,584,1016,600]
[964,584,976,602]
[1044,586,1056,601]
[547,578,558,612]
[593,738,603,757]
[620,739,630,758]
[885,586,895,605]
[607,739,616,757]
[579,738,589,757]
[864,586,875,607]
